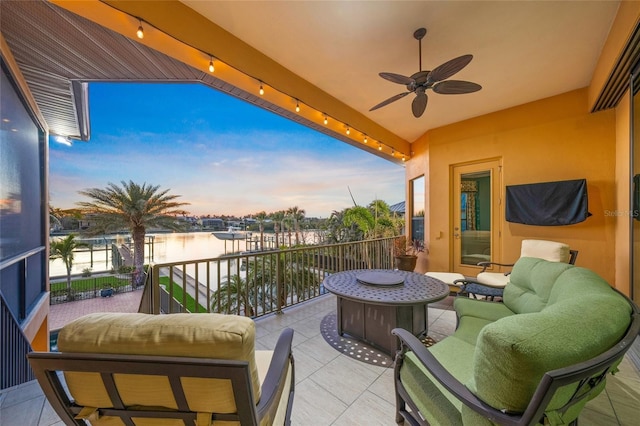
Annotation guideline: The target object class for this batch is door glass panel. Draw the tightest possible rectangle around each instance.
[411,176,425,242]
[460,171,491,265]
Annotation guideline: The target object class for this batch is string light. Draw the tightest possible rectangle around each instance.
[136,19,144,39]
[124,11,405,162]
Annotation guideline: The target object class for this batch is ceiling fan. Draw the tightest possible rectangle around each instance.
[370,27,481,118]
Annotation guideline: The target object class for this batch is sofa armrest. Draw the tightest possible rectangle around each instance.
[392,328,524,426]
[256,328,295,424]
[454,277,506,290]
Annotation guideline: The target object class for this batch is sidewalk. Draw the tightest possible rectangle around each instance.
[48,289,144,330]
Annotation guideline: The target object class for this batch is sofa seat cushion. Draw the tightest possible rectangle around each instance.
[400,336,476,426]
[58,312,261,414]
[468,288,631,414]
[454,297,515,323]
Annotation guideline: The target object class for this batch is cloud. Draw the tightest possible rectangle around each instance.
[48,83,405,217]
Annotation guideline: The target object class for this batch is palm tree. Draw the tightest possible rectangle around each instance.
[211,274,257,317]
[270,210,286,247]
[253,211,268,250]
[77,181,189,286]
[287,206,306,245]
[367,199,400,237]
[343,205,376,239]
[49,234,88,298]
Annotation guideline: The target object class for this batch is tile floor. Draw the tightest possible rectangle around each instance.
[1,293,639,425]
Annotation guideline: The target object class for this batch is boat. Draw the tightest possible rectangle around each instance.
[211,226,246,241]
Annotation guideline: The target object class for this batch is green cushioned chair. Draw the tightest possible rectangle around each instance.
[28,312,295,426]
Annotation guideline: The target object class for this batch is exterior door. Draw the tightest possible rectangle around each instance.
[452,159,502,276]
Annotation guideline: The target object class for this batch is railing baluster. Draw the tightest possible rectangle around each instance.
[145,237,398,317]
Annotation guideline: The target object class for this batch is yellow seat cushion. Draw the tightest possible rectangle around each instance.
[57,312,260,418]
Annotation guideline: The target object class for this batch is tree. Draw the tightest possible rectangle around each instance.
[211,274,257,317]
[287,206,306,245]
[253,211,268,250]
[343,205,375,239]
[49,234,88,298]
[270,210,286,247]
[77,181,189,286]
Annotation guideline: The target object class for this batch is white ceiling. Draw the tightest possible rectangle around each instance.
[182,0,620,141]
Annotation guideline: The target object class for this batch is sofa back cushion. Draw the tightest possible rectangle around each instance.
[57,312,260,414]
[469,261,632,416]
[503,257,573,314]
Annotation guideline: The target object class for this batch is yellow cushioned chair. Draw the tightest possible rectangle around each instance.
[28,312,294,426]
[456,239,578,300]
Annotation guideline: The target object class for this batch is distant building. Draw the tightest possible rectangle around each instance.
[201,218,225,230]
[389,201,405,217]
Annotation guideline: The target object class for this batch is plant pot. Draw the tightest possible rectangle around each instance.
[100,288,114,297]
[395,255,417,272]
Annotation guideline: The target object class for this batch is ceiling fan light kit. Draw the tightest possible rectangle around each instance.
[370,27,481,118]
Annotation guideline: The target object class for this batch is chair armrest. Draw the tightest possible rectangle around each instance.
[392,328,523,426]
[477,261,515,272]
[453,278,506,290]
[256,328,294,423]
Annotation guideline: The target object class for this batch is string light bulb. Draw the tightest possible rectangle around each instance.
[259,83,264,96]
[324,115,328,125]
[136,20,144,39]
[378,143,382,151]
[346,126,350,135]
[208,57,215,73]
[295,100,300,113]
[402,154,406,162]
[364,135,368,144]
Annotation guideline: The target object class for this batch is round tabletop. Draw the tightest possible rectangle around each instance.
[322,269,450,306]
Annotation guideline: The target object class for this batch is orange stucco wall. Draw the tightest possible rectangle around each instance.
[615,91,631,295]
[409,88,619,284]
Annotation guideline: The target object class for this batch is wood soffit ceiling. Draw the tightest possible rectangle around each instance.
[0,1,625,164]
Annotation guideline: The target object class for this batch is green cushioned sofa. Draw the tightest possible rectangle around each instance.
[392,257,640,426]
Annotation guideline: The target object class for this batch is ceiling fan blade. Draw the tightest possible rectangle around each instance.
[412,91,428,117]
[428,54,473,83]
[369,92,410,111]
[379,72,414,85]
[433,80,482,94]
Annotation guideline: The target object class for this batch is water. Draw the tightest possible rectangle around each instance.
[49,232,251,277]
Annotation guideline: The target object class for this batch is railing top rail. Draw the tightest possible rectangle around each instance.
[147,237,397,269]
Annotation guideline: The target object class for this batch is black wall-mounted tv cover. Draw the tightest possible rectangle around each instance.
[505,178,591,226]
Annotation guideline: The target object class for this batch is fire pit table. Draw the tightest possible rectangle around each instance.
[322,269,449,355]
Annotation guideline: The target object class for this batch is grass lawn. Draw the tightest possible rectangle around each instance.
[50,275,131,294]
[158,277,208,313]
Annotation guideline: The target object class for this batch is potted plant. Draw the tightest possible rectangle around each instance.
[394,236,425,271]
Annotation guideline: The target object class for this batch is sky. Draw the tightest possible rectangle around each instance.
[48,82,405,218]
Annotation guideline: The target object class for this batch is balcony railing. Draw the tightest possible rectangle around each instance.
[139,237,396,316]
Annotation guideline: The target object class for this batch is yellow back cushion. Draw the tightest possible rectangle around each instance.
[57,312,259,415]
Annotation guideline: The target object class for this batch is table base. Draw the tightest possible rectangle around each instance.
[336,297,428,356]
